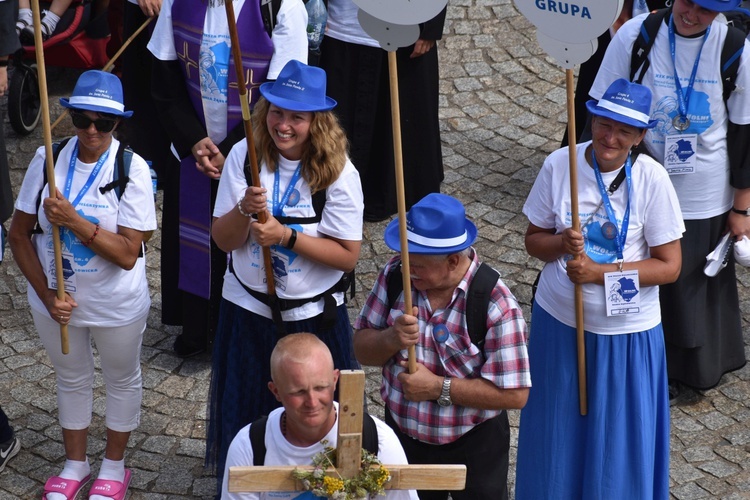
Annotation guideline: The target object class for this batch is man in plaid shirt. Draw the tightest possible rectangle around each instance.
[354,193,531,500]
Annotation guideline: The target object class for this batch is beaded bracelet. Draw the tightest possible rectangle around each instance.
[237,198,252,217]
[278,227,287,247]
[82,224,99,247]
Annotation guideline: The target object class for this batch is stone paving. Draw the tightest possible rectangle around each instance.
[1,1,750,498]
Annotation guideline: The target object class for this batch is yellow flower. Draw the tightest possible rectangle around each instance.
[323,476,344,495]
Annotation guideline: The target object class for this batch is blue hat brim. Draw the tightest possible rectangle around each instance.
[259,82,337,112]
[383,218,478,255]
[586,100,656,129]
[60,97,133,118]
[692,0,741,11]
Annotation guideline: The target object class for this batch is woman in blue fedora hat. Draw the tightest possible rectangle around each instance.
[591,0,750,403]
[208,59,364,490]
[516,79,684,499]
[8,70,156,499]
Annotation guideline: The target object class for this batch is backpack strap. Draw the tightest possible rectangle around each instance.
[362,413,378,455]
[465,262,499,350]
[34,137,73,234]
[249,415,269,466]
[98,142,132,199]
[630,8,671,84]
[384,259,499,350]
[720,25,745,103]
[248,413,378,466]
[276,190,327,225]
[385,260,405,312]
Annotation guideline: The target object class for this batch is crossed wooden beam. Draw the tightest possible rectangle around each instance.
[228,371,467,494]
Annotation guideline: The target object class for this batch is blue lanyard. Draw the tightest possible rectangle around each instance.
[63,142,110,209]
[668,15,710,122]
[272,163,303,217]
[591,152,632,261]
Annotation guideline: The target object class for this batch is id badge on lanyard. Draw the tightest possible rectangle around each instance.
[604,269,641,316]
[663,16,707,176]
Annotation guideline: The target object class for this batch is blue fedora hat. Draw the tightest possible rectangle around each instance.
[259,59,336,112]
[586,78,657,129]
[692,0,741,11]
[60,70,133,117]
[384,193,478,255]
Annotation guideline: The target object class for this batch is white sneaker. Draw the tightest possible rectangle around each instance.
[734,235,750,267]
[0,436,20,473]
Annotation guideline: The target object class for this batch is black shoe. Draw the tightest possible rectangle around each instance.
[0,436,20,473]
[19,15,53,46]
[173,334,206,358]
[669,381,702,407]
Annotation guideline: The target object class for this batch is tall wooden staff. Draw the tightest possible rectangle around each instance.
[30,0,69,354]
[387,52,417,374]
[565,69,586,415]
[224,0,277,298]
[512,0,625,415]
[354,1,448,374]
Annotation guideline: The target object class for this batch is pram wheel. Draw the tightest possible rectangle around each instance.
[8,63,42,136]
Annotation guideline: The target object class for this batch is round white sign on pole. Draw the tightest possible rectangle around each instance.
[352,0,448,26]
[358,11,420,51]
[537,32,598,69]
[514,0,623,44]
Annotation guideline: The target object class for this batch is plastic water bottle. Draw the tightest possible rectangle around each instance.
[306,0,327,53]
[147,161,157,200]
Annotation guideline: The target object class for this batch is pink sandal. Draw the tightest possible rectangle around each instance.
[43,474,91,499]
[87,469,131,500]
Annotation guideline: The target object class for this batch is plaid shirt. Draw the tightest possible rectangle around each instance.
[354,250,531,445]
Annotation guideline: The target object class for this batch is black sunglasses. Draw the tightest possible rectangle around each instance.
[70,111,118,133]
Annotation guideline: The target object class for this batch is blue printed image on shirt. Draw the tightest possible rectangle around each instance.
[583,221,617,264]
[652,91,713,136]
[199,41,229,99]
[49,211,99,267]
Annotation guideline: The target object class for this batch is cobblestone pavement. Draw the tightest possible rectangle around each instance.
[2,1,750,498]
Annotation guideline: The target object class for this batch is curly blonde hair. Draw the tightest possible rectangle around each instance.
[252,97,349,193]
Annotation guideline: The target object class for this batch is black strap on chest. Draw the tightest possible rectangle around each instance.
[228,258,354,335]
[250,412,378,466]
[385,260,499,351]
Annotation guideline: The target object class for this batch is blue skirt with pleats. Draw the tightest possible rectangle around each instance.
[515,302,670,500]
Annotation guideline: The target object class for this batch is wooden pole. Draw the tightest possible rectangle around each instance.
[224,0,276,296]
[50,17,154,132]
[387,51,416,374]
[566,69,587,415]
[30,0,68,354]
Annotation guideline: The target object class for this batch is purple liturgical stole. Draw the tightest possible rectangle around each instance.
[172,0,273,299]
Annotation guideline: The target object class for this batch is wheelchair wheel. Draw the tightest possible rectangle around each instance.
[8,63,42,136]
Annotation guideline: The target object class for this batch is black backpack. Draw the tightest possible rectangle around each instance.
[385,260,499,352]
[249,412,378,465]
[630,8,746,102]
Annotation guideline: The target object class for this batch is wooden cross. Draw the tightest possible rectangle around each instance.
[228,370,467,494]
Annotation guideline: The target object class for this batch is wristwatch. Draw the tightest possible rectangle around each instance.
[437,377,452,407]
[731,207,750,216]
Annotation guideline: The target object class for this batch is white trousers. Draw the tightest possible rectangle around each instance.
[33,310,146,432]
